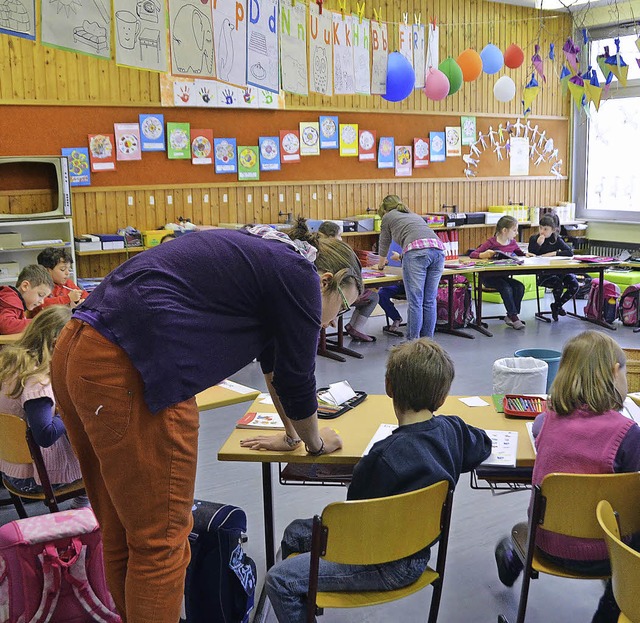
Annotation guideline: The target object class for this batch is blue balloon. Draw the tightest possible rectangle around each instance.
[480,44,504,75]
[382,52,415,102]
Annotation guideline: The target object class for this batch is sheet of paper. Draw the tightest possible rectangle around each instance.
[481,430,518,468]
[459,396,490,407]
[623,397,640,424]
[218,379,257,395]
[327,380,358,405]
[258,393,274,405]
[522,256,552,266]
[526,422,537,455]
[363,423,398,456]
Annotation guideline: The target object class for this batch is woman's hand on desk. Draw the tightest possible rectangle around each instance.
[240,433,295,452]
[377,258,388,270]
[319,427,343,454]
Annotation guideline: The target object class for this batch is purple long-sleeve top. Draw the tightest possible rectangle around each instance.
[470,236,525,259]
[74,229,321,418]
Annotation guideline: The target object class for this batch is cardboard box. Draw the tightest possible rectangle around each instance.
[75,236,102,252]
[0,232,22,249]
[352,216,375,232]
[142,230,169,247]
[0,261,19,279]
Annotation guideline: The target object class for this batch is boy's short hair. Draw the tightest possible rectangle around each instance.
[16,265,54,290]
[386,339,455,413]
[318,221,341,238]
[37,247,73,269]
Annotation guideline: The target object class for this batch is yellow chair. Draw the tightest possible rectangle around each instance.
[305,480,453,623]
[0,412,85,518]
[498,472,640,623]
[596,500,640,623]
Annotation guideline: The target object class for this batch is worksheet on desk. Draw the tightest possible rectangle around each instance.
[623,397,640,424]
[363,423,398,456]
[481,430,518,468]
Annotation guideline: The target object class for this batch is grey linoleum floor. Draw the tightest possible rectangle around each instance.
[2,294,638,623]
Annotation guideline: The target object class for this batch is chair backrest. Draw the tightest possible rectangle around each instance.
[622,347,640,393]
[596,500,640,622]
[320,480,451,566]
[538,472,640,539]
[0,412,33,465]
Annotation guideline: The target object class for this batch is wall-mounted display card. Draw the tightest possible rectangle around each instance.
[353,17,371,95]
[42,0,106,54]
[213,0,247,87]
[246,0,280,92]
[238,146,260,181]
[427,22,439,69]
[280,131,301,162]
[88,134,116,171]
[174,80,195,106]
[308,4,333,96]
[114,123,142,161]
[398,24,413,70]
[413,24,426,88]
[62,148,91,186]
[193,79,217,107]
[370,21,388,94]
[319,116,339,149]
[377,136,395,168]
[191,129,213,165]
[280,0,308,95]
[430,131,445,162]
[395,145,412,177]
[0,0,34,40]
[358,130,376,161]
[332,13,355,95]
[461,116,477,146]
[167,123,191,159]
[258,89,285,109]
[259,136,281,171]
[339,124,358,157]
[413,138,430,168]
[445,127,461,157]
[299,122,320,156]
[139,114,165,151]
[168,0,215,78]
[509,137,530,176]
[214,138,238,173]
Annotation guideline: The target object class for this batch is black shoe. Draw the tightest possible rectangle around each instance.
[495,538,522,587]
[550,303,560,321]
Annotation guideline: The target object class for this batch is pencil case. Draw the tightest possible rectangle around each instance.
[317,390,367,419]
[503,394,547,419]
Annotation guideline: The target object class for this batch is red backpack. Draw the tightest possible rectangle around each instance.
[583,278,620,324]
[619,284,640,327]
[437,275,474,329]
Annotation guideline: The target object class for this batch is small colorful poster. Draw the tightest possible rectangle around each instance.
[395,145,412,177]
[377,136,395,169]
[167,123,191,159]
[358,130,376,161]
[259,136,281,171]
[339,124,358,157]
[139,114,165,151]
[319,116,339,149]
[299,122,320,156]
[461,116,477,146]
[413,138,430,168]
[114,123,142,161]
[88,134,116,171]
[445,127,462,157]
[191,129,213,165]
[214,138,238,173]
[238,146,260,181]
[280,131,301,163]
[62,148,91,186]
[430,131,445,162]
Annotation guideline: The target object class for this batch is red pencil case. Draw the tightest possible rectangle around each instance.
[503,394,547,419]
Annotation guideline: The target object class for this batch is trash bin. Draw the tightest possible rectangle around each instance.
[492,357,548,395]
[514,348,562,392]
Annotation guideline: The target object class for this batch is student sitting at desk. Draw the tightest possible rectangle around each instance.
[35,247,88,313]
[266,339,492,623]
[0,265,53,335]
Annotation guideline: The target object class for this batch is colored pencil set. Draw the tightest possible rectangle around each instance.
[503,394,547,419]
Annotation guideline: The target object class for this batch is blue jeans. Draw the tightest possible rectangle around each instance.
[402,248,445,339]
[378,283,406,323]
[483,275,525,317]
[266,518,429,623]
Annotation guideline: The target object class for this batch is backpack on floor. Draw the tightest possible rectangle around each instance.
[436,275,474,329]
[574,274,593,299]
[181,500,256,623]
[620,284,640,327]
[0,508,121,623]
[584,278,620,324]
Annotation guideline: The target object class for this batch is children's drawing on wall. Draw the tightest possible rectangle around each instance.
[370,21,388,95]
[353,17,371,95]
[40,0,109,57]
[213,0,246,86]
[308,4,332,96]
[247,0,279,93]
[333,13,355,95]
[0,0,35,39]
[113,0,167,71]
[280,0,308,95]
[169,0,215,78]
[413,23,425,89]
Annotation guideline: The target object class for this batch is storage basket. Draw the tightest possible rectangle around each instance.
[623,348,640,393]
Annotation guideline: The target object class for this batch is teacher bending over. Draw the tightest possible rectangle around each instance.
[51,220,363,623]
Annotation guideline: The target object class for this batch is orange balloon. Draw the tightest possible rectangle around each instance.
[456,48,483,82]
[504,43,525,69]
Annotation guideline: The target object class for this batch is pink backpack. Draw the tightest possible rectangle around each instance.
[0,508,121,623]
[583,278,620,324]
[436,275,474,329]
[619,284,640,327]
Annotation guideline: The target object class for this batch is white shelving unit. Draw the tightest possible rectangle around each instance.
[0,218,76,286]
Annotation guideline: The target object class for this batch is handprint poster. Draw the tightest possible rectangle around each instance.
[246,0,279,93]
[193,79,217,107]
[173,80,195,106]
[191,129,214,165]
[216,83,258,107]
[169,0,215,78]
[280,0,308,96]
[167,123,191,159]
[308,4,333,96]
[353,17,370,95]
[213,0,247,87]
[333,13,355,95]
[139,114,165,151]
[370,21,388,95]
[214,138,238,173]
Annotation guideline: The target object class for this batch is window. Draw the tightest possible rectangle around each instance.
[573,25,640,222]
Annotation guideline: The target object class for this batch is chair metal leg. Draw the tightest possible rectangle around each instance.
[427,578,444,623]
[515,568,533,623]
[9,492,28,519]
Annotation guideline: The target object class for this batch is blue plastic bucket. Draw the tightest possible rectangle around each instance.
[515,348,562,392]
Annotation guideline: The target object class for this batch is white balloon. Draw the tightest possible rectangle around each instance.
[494,75,516,102]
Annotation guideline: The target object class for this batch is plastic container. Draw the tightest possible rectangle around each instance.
[492,357,548,395]
[515,348,562,392]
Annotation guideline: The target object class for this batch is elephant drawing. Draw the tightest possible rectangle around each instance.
[171,5,214,76]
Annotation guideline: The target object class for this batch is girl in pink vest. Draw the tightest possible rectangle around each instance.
[495,331,640,623]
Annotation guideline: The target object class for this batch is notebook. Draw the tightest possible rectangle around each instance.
[481,430,518,468]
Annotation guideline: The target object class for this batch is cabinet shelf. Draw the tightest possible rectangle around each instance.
[76,247,146,257]
[0,243,68,252]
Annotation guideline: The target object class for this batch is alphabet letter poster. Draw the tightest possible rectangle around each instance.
[247,0,280,92]
[332,13,355,95]
[370,21,388,95]
[169,0,215,78]
[308,4,333,96]
[352,17,370,95]
[213,0,247,86]
[280,0,308,95]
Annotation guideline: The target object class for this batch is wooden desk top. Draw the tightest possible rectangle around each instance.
[447,258,617,274]
[196,382,260,411]
[0,332,22,345]
[218,394,536,467]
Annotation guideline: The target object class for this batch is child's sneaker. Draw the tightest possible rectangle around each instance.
[495,538,523,587]
[70,495,91,509]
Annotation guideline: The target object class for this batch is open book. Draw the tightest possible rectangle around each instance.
[236,411,284,430]
[491,250,524,264]
[480,430,518,468]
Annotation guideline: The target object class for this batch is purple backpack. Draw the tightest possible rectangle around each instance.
[0,508,121,623]
[584,278,620,324]
[437,275,474,329]
[620,284,640,327]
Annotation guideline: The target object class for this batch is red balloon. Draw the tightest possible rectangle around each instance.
[504,43,525,69]
[456,48,482,82]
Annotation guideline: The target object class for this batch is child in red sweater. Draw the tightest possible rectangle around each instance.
[33,247,88,314]
[0,265,53,334]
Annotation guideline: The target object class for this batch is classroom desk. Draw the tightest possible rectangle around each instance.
[0,332,22,346]
[217,394,533,569]
[195,381,260,411]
